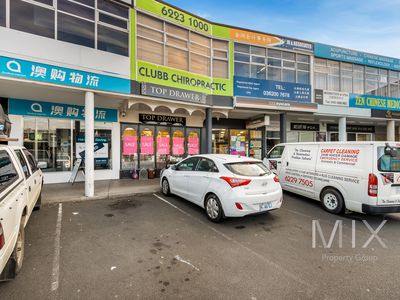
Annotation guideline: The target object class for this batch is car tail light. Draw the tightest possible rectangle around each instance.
[235,202,243,210]
[273,175,280,183]
[220,176,251,188]
[368,173,378,197]
[0,222,4,250]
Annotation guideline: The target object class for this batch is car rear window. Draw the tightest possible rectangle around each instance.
[224,162,271,177]
[377,146,400,172]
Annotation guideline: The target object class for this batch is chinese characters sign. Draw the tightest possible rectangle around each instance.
[234,76,311,102]
[0,56,131,94]
[9,99,118,122]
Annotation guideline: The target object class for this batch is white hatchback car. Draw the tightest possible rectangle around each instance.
[161,154,283,222]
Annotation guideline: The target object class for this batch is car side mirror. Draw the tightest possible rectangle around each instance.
[37,161,47,169]
[170,164,177,171]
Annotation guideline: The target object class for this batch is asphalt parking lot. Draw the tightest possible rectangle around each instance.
[1,192,400,300]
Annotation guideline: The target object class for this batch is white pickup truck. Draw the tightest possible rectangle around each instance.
[0,145,43,281]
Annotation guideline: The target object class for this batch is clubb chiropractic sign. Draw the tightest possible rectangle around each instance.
[9,99,118,122]
[0,56,131,94]
[137,61,231,96]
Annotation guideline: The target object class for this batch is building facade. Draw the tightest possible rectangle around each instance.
[1,0,399,193]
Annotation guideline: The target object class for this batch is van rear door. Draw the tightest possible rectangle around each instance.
[375,144,400,206]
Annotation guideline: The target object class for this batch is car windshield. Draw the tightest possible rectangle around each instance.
[377,146,400,172]
[224,162,271,177]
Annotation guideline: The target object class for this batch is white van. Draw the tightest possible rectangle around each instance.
[266,142,400,215]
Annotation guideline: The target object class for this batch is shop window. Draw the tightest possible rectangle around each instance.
[268,67,281,81]
[0,0,5,27]
[187,129,200,155]
[97,0,128,18]
[230,130,248,157]
[57,12,95,48]
[0,150,19,193]
[156,128,170,170]
[58,0,95,20]
[11,0,55,39]
[282,69,295,83]
[235,62,250,77]
[97,25,129,56]
[140,127,155,170]
[251,65,266,80]
[121,126,138,177]
[98,13,127,29]
[172,129,185,161]
[213,60,229,79]
[137,37,164,65]
[212,129,229,154]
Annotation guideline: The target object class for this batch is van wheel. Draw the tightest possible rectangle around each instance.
[12,221,25,275]
[321,188,344,214]
[205,194,224,223]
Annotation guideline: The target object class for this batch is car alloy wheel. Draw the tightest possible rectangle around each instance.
[162,178,170,196]
[206,197,219,220]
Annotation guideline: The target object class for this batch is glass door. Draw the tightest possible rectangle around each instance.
[121,124,138,178]
[156,127,170,174]
[229,129,248,156]
[249,130,262,159]
[212,129,229,154]
[140,126,155,171]
[171,128,185,164]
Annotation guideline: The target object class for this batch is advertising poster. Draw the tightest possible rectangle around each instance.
[76,137,109,159]
[188,137,200,155]
[157,137,170,155]
[123,136,137,155]
[230,136,246,156]
[141,136,154,155]
[172,137,185,155]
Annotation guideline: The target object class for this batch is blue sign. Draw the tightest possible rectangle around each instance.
[349,94,400,111]
[315,43,400,71]
[9,99,118,122]
[0,56,131,94]
[234,76,311,102]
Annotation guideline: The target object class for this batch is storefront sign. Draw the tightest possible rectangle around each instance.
[141,82,207,104]
[234,76,311,102]
[139,113,186,126]
[235,97,317,112]
[319,90,350,106]
[290,123,320,131]
[157,137,170,155]
[246,115,270,129]
[76,137,109,164]
[188,137,200,155]
[327,124,375,133]
[141,136,154,155]
[230,29,313,52]
[349,94,400,112]
[0,56,131,94]
[314,43,400,71]
[9,99,118,122]
[137,61,231,96]
[123,136,137,155]
[172,137,185,155]
[371,109,400,119]
[136,0,212,35]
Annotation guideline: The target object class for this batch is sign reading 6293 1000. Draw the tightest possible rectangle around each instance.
[136,0,212,34]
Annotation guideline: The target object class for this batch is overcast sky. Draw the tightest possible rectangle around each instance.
[166,0,400,58]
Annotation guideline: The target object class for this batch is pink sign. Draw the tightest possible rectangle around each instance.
[172,137,184,156]
[188,137,199,155]
[157,137,170,155]
[141,136,154,155]
[123,136,137,155]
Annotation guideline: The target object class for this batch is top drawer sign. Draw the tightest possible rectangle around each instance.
[136,0,212,35]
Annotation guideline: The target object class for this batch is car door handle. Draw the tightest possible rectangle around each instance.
[202,175,210,178]
[34,179,36,184]
[277,161,281,164]
[286,162,289,166]
[29,186,31,192]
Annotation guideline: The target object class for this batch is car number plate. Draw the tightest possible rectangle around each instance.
[260,202,273,210]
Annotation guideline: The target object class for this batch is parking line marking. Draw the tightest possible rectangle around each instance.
[51,203,63,294]
[153,194,316,292]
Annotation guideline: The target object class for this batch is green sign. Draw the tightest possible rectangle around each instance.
[137,60,232,96]
[136,0,212,35]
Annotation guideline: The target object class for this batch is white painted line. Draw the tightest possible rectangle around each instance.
[51,203,63,293]
[174,255,200,271]
[153,193,316,292]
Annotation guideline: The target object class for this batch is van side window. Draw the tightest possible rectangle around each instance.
[23,149,38,173]
[268,146,285,159]
[0,150,19,194]
[15,150,31,178]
